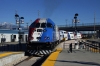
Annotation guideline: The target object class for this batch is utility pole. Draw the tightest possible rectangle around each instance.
[38,10,40,18]
[30,20,32,23]
[94,12,96,39]
[72,19,74,27]
[15,10,18,30]
[15,10,17,14]
[66,19,67,27]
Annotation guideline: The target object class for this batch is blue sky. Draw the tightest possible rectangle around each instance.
[0,0,100,26]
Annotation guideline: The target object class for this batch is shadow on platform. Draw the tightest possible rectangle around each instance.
[50,60,100,66]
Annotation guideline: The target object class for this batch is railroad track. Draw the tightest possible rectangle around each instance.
[14,56,43,66]
[14,42,62,66]
[14,40,73,66]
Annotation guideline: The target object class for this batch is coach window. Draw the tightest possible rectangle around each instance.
[41,23,46,28]
[47,23,52,28]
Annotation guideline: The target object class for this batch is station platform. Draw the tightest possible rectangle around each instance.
[42,48,100,66]
[42,40,100,66]
[0,52,27,66]
[0,52,23,58]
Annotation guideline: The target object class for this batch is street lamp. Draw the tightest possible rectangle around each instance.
[73,13,80,39]
[74,13,78,34]
[15,13,24,50]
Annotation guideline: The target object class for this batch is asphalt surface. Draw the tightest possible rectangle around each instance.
[54,39,100,66]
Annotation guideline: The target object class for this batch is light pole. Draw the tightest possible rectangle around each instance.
[74,13,78,34]
[66,19,67,27]
[73,13,80,39]
[73,13,80,49]
[15,13,24,50]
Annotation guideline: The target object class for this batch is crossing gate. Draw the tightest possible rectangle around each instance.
[25,50,52,56]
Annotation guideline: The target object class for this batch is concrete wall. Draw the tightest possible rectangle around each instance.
[0,53,28,66]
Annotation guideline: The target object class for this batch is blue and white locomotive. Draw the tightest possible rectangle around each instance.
[25,18,60,56]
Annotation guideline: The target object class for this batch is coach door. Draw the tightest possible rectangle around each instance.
[19,35,24,42]
[11,34,16,42]
[25,35,28,42]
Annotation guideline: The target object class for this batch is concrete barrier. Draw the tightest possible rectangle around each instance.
[0,52,28,66]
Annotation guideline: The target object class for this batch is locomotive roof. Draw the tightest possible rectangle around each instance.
[30,18,55,26]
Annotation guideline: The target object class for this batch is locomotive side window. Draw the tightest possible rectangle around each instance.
[41,23,46,28]
[47,23,53,28]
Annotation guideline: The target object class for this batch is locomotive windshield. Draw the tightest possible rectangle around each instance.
[47,23,53,28]
[40,23,53,28]
[31,22,53,28]
[35,23,40,28]
[41,23,46,28]
[41,23,52,28]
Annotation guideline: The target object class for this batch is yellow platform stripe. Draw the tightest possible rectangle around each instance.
[0,52,22,58]
[42,48,62,66]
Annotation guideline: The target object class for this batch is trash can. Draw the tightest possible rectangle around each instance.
[69,43,72,53]
[74,40,79,49]
[74,43,79,49]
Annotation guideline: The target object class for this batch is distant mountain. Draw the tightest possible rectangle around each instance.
[0,22,26,30]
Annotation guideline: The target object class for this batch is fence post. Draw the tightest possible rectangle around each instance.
[94,42,96,53]
[96,42,98,53]
[85,42,87,51]
[88,43,90,52]
[90,41,92,52]
[63,40,65,49]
